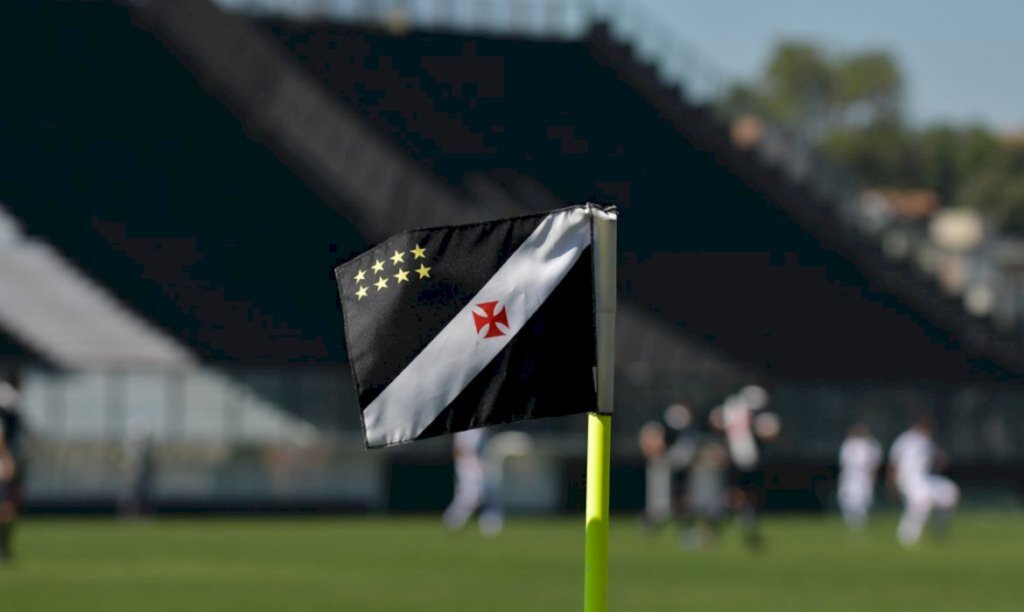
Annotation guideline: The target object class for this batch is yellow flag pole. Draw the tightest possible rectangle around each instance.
[584,412,612,611]
[585,204,617,612]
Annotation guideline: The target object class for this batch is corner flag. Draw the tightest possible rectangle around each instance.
[335,204,614,448]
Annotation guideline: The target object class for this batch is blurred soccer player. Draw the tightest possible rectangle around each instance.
[887,416,960,547]
[679,435,729,549]
[443,429,486,531]
[638,403,699,529]
[638,420,671,527]
[119,418,155,518]
[0,371,25,561]
[837,423,882,531]
[442,428,506,536]
[0,432,12,553]
[715,384,778,550]
[480,430,534,536]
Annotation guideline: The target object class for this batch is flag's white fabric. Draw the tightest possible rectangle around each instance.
[362,206,593,447]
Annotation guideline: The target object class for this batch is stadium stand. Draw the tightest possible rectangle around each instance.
[1,0,362,366]
[252,19,1013,381]
[1,0,1021,511]
[0,1,332,451]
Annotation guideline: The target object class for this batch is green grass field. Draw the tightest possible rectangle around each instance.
[0,514,1021,611]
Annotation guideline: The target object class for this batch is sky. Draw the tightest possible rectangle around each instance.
[641,0,1024,132]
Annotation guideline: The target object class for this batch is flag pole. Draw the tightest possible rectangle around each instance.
[585,204,617,612]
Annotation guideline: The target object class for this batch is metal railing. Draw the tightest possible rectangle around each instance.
[17,367,336,443]
[214,0,593,37]
[14,363,1024,463]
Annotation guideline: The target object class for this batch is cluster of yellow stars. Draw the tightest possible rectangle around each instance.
[352,244,431,300]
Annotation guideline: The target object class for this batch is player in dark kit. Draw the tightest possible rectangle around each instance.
[711,385,780,550]
[0,370,26,561]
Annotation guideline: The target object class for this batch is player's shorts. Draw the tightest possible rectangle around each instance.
[901,475,959,510]
[7,481,24,507]
[729,467,762,491]
[2,463,25,507]
[838,478,874,507]
[670,466,689,497]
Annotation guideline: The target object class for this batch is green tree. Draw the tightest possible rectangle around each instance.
[822,124,1005,199]
[833,52,902,127]
[822,121,914,187]
[731,41,904,139]
[956,144,1024,233]
[723,38,1024,235]
[914,126,1002,201]
[762,42,833,132]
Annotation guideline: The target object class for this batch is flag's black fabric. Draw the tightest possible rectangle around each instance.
[335,205,603,448]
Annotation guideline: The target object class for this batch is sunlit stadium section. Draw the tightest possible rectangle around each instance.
[0,204,193,369]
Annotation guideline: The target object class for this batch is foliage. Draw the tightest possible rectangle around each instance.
[957,143,1024,232]
[725,41,902,138]
[725,40,1024,234]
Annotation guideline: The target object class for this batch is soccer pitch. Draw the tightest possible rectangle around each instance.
[0,514,1021,611]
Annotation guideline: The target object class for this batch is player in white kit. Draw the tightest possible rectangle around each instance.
[837,423,881,531]
[443,428,507,536]
[443,428,488,531]
[887,416,960,546]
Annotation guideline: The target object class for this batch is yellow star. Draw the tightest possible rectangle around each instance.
[353,269,366,283]
[415,264,431,279]
[371,260,385,274]
[410,244,426,259]
[390,250,405,266]
[355,286,368,300]
[394,269,410,283]
[375,277,389,291]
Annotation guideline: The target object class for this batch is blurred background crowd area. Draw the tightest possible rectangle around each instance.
[0,0,1022,516]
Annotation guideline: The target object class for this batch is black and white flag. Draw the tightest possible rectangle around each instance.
[336,204,616,448]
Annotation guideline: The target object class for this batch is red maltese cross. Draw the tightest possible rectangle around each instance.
[472,301,510,338]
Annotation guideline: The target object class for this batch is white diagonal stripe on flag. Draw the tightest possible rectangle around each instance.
[362,206,593,447]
